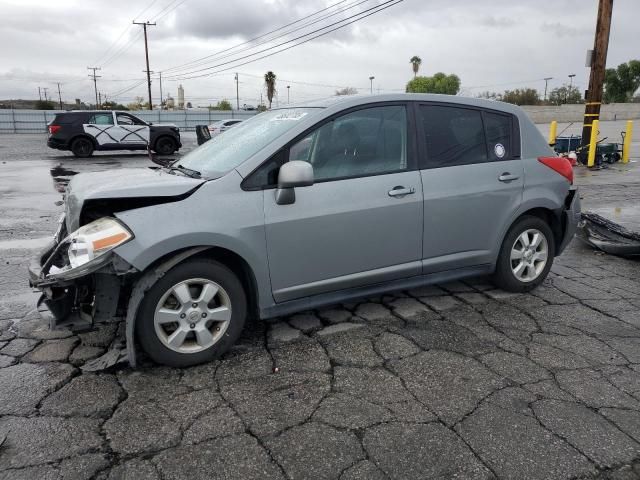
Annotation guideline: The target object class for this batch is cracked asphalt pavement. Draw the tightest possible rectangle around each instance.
[1,132,640,479]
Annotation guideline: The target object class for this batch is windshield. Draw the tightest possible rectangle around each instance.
[178,108,317,178]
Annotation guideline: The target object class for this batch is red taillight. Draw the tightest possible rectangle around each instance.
[538,156,573,184]
[48,125,61,134]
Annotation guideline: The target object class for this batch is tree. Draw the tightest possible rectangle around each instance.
[264,71,277,109]
[501,88,540,106]
[410,56,422,78]
[405,72,460,95]
[127,96,146,110]
[209,99,232,110]
[548,85,582,105]
[257,104,268,112]
[35,100,55,110]
[335,87,358,96]
[604,60,640,103]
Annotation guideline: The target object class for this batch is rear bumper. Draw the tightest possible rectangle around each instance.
[47,137,68,150]
[557,186,581,255]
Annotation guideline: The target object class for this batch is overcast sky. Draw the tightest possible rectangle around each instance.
[0,0,638,107]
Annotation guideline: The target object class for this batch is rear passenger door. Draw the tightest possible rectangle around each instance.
[84,112,117,146]
[417,103,523,273]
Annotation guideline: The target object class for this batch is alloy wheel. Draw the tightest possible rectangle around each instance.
[153,278,232,353]
[510,228,549,282]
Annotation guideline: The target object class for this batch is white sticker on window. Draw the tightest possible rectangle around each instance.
[270,111,308,121]
[494,143,506,158]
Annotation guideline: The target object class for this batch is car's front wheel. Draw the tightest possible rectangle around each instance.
[492,215,555,292]
[136,258,247,367]
[153,136,177,155]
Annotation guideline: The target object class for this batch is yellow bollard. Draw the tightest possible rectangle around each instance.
[622,120,633,164]
[548,120,557,145]
[587,119,599,167]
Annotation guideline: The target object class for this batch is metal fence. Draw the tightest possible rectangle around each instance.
[0,109,257,133]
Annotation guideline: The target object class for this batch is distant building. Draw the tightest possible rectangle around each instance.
[165,95,175,109]
[177,84,184,109]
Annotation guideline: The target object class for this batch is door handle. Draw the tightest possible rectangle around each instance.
[388,186,416,197]
[498,172,519,182]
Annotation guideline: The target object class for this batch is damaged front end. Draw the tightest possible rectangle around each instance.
[28,215,138,333]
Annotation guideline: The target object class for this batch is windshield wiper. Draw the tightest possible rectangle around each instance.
[165,164,202,179]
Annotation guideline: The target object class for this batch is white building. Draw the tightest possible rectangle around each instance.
[177,84,185,109]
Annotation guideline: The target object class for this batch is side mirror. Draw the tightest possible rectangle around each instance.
[275,161,314,205]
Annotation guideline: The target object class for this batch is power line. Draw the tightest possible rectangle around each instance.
[93,0,158,66]
[161,0,353,74]
[165,0,404,80]
[101,30,143,68]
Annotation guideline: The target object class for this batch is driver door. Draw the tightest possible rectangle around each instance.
[261,104,424,303]
[112,112,150,146]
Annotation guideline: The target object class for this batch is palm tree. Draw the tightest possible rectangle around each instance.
[264,71,277,109]
[410,56,422,78]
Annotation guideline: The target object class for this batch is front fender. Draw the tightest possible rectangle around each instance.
[124,246,209,367]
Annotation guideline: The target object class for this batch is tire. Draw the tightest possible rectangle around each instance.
[136,258,247,367]
[153,136,177,155]
[492,215,555,293]
[71,137,94,158]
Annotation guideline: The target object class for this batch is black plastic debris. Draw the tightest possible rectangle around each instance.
[195,125,211,146]
[577,208,640,256]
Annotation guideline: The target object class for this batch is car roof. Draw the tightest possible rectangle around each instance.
[279,93,523,117]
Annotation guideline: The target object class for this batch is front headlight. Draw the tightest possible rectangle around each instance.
[67,217,133,269]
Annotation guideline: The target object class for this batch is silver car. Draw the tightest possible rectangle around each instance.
[207,119,243,137]
[29,94,580,367]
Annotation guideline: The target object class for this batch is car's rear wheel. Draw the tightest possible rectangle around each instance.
[136,258,247,367]
[492,215,555,292]
[153,136,177,155]
[71,137,94,158]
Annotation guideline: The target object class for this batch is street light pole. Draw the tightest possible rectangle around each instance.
[369,76,375,94]
[543,77,553,102]
[287,85,290,104]
[567,74,576,103]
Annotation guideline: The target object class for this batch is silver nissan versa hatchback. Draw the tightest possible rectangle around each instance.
[29,94,580,367]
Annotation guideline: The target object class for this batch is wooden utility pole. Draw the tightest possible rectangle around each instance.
[581,0,614,147]
[133,21,156,110]
[158,71,164,109]
[56,83,63,109]
[235,73,240,110]
[87,67,101,108]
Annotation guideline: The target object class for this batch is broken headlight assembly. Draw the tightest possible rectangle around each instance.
[47,217,133,280]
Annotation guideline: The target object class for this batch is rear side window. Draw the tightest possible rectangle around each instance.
[419,105,487,168]
[88,113,114,125]
[484,111,512,161]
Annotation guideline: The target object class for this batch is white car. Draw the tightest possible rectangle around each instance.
[208,119,243,137]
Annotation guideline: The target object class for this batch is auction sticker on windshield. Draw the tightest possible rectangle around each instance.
[270,111,308,121]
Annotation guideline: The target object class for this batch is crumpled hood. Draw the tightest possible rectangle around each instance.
[65,167,204,232]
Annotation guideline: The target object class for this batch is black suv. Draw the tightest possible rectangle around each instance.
[47,110,182,157]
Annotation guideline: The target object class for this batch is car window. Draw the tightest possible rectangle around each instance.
[87,113,114,125]
[484,111,512,161]
[288,105,407,182]
[419,105,487,168]
[117,113,145,126]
